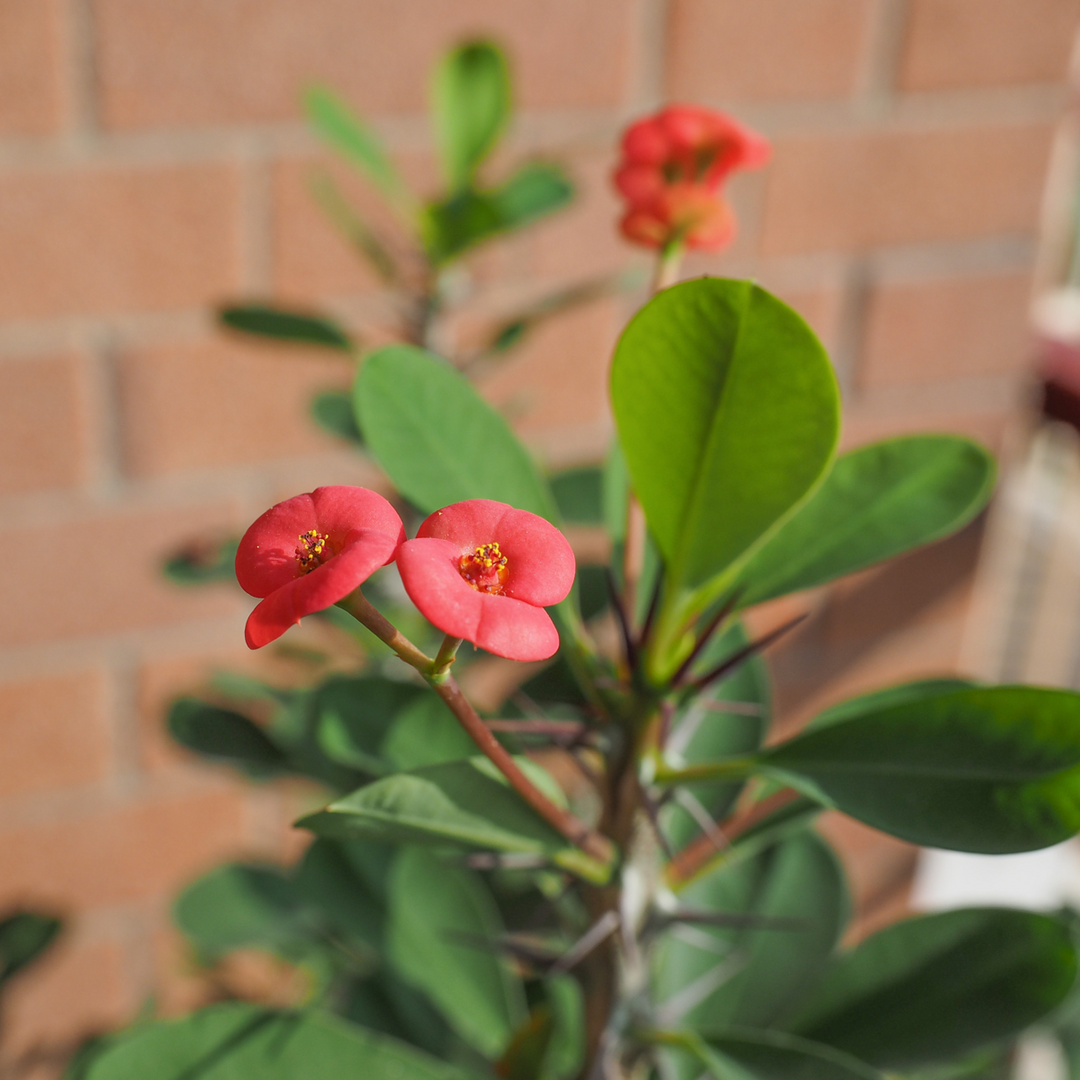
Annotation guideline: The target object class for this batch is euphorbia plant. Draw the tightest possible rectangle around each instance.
[81,100,1080,1080]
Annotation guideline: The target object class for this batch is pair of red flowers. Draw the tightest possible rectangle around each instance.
[235,487,575,662]
[614,104,770,252]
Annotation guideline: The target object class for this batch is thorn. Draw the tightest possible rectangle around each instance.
[689,614,807,693]
[670,786,729,858]
[699,700,764,716]
[671,589,745,686]
[605,568,638,670]
[550,910,621,975]
[464,852,549,870]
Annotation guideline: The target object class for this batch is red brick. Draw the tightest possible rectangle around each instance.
[529,151,656,284]
[761,124,1053,255]
[0,672,111,801]
[3,934,135,1055]
[0,787,250,909]
[479,298,621,435]
[94,0,635,130]
[860,271,1033,388]
[900,0,1080,91]
[0,354,92,495]
[0,502,242,649]
[117,337,348,477]
[0,1,65,136]
[0,164,242,321]
[271,154,416,304]
[667,0,874,102]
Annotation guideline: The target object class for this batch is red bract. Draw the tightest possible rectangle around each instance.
[236,486,405,649]
[614,104,770,251]
[397,499,576,662]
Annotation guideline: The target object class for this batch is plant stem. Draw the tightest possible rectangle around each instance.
[432,634,462,681]
[337,589,614,870]
[651,239,684,293]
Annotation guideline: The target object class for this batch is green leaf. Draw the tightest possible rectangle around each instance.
[789,908,1078,1070]
[297,757,608,882]
[734,436,995,607]
[433,41,511,189]
[389,848,525,1057]
[543,976,585,1080]
[763,685,1080,853]
[808,678,976,732]
[550,467,603,524]
[173,863,310,961]
[354,345,556,518]
[0,911,61,983]
[315,676,425,774]
[610,280,840,670]
[168,699,288,777]
[489,164,573,230]
[665,1028,884,1080]
[381,694,476,771]
[424,165,573,263]
[663,621,770,850]
[653,831,849,1030]
[304,86,410,210]
[83,1002,476,1080]
[293,839,385,954]
[219,304,353,351]
[312,390,365,446]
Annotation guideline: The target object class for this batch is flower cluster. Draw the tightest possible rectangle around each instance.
[236,489,575,662]
[613,104,770,252]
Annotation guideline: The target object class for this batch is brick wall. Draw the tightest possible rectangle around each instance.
[0,0,1077,1058]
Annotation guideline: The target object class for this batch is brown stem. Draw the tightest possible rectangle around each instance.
[338,589,613,869]
[621,495,647,627]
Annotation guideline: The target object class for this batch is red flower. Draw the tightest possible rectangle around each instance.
[236,486,405,649]
[613,104,770,251]
[396,499,576,662]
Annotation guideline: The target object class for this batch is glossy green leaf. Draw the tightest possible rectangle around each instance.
[168,699,288,777]
[489,164,573,229]
[304,86,410,209]
[734,436,995,607]
[219,303,353,351]
[297,757,607,882]
[790,908,1077,1070]
[433,41,510,188]
[381,694,476,771]
[311,389,365,446]
[808,678,976,732]
[354,345,555,518]
[610,280,840,666]
[83,1002,475,1080]
[543,976,585,1080]
[663,622,771,850]
[665,1028,883,1080]
[389,848,525,1057]
[763,685,1080,853]
[0,911,61,983]
[653,831,849,1030]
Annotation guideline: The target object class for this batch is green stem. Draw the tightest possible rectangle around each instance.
[431,634,462,682]
[652,239,684,293]
[651,755,757,785]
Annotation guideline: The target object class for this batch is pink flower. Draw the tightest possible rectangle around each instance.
[236,486,405,649]
[396,499,576,662]
[613,104,770,251]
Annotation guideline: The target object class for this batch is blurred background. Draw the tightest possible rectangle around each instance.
[3,0,1080,1067]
